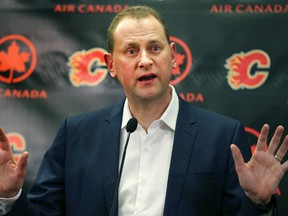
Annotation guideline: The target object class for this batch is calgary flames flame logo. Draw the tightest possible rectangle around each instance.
[225,50,270,90]
[68,48,108,87]
[7,132,26,163]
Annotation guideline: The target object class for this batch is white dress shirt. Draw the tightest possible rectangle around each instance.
[119,86,179,216]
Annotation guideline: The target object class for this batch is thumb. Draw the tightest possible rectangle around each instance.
[230,144,245,173]
[17,151,29,177]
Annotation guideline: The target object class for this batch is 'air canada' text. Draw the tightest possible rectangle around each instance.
[54,4,129,13]
[210,4,288,13]
[0,89,48,99]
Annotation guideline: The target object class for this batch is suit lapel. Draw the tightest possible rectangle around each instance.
[164,99,198,216]
[100,98,198,215]
[101,104,123,215]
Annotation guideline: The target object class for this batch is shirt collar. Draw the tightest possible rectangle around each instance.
[121,85,179,131]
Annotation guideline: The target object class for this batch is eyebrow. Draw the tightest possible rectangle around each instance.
[148,38,162,44]
[123,40,159,47]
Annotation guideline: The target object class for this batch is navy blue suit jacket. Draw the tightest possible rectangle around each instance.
[10,97,275,216]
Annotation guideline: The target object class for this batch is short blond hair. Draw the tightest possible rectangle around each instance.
[107,5,170,53]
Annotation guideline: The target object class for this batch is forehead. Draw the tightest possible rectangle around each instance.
[113,16,167,44]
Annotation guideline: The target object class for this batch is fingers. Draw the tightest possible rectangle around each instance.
[274,135,288,163]
[282,159,288,173]
[0,128,12,152]
[268,125,285,155]
[0,128,29,172]
[230,144,245,172]
[17,151,29,177]
[255,124,269,152]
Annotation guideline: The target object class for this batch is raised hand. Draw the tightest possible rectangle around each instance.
[230,124,288,205]
[0,128,28,198]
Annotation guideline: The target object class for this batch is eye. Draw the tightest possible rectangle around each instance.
[127,48,137,55]
[151,46,161,52]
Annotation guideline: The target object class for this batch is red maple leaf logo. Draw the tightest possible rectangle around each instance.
[0,41,31,83]
[172,53,186,75]
[169,36,192,86]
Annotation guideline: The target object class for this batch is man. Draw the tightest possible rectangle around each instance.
[0,5,288,216]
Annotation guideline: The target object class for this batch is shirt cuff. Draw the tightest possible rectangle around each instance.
[0,189,22,215]
[247,195,274,215]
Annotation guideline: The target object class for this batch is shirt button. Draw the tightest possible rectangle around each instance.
[134,211,144,216]
[143,147,149,152]
[139,178,147,185]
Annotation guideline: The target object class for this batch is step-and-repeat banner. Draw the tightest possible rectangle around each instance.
[1,0,287,215]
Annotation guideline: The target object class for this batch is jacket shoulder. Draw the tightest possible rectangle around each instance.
[65,102,123,129]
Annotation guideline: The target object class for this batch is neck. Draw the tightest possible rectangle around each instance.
[128,88,172,132]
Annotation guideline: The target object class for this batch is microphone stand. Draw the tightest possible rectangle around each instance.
[110,131,131,216]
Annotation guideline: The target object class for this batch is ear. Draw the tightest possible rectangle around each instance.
[104,53,117,78]
[170,42,177,69]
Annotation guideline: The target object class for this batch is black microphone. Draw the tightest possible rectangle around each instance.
[110,117,138,216]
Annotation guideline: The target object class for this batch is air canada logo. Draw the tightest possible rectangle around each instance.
[0,35,37,84]
[225,50,270,90]
[7,132,26,163]
[68,48,108,87]
[245,127,281,196]
[170,36,192,85]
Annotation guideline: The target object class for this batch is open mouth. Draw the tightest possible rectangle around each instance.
[138,74,157,82]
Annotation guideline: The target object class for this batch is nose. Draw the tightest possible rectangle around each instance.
[138,50,153,68]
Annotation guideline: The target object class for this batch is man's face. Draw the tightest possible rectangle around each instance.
[105,16,177,103]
